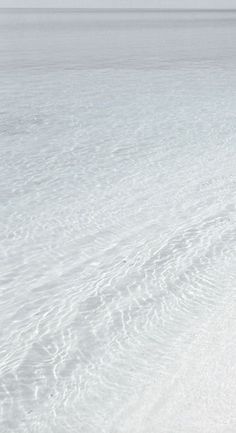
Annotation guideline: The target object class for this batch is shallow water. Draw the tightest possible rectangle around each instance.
[0,9,236,433]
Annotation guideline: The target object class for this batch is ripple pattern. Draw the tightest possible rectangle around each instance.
[1,9,236,433]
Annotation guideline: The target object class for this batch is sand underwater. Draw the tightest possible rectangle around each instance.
[1,8,236,433]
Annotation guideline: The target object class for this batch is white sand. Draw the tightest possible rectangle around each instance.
[0,9,236,433]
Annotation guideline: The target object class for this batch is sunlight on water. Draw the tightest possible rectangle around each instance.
[0,9,236,433]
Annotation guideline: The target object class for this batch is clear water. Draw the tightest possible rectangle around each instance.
[0,9,236,433]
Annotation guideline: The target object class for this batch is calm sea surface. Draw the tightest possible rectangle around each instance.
[0,9,236,433]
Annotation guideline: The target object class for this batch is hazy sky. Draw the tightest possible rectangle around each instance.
[0,0,235,8]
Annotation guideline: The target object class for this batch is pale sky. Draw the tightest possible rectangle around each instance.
[1,0,236,8]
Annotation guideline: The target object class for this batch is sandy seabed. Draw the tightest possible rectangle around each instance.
[1,9,236,433]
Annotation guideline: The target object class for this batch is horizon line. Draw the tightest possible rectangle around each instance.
[1,7,236,11]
